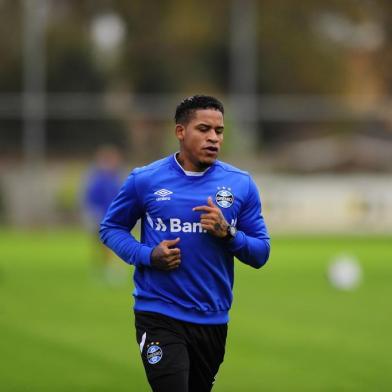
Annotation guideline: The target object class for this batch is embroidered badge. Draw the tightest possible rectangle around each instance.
[146,342,163,365]
[215,188,234,208]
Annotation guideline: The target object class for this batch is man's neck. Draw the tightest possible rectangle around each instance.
[175,152,211,173]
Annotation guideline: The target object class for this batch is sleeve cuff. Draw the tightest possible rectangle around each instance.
[227,230,246,252]
[135,245,154,267]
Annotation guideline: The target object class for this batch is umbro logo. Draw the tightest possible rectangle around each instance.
[154,189,172,197]
[154,189,173,201]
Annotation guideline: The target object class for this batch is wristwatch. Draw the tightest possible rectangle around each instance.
[225,224,237,241]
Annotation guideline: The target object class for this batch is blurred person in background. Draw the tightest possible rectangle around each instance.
[82,145,125,284]
[100,95,270,391]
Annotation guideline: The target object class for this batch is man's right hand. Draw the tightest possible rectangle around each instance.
[150,238,181,271]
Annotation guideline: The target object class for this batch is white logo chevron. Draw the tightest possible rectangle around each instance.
[146,212,154,228]
[154,189,173,197]
[155,217,167,231]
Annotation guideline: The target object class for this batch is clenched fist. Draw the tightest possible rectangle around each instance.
[151,237,181,271]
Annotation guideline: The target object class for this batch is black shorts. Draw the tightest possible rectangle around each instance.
[134,311,228,392]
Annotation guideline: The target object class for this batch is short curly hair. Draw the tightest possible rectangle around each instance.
[175,95,224,125]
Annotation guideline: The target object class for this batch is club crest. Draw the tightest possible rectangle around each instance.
[215,189,234,208]
[146,343,163,365]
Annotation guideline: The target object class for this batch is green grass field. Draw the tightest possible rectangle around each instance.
[1,229,391,391]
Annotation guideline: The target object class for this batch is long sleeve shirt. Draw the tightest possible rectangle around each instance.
[100,154,270,324]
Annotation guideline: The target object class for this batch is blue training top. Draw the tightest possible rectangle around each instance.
[100,154,270,324]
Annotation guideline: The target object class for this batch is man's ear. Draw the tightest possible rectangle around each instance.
[175,124,185,141]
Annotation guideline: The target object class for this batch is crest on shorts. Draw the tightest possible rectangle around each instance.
[215,187,234,208]
[146,342,163,365]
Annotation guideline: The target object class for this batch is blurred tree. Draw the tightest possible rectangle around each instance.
[258,0,344,94]
[0,1,22,154]
[1,0,392,158]
[113,0,229,93]
[256,0,389,145]
[374,0,392,93]
[45,2,127,156]
[0,1,22,92]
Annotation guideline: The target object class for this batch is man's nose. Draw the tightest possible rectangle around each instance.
[207,130,220,143]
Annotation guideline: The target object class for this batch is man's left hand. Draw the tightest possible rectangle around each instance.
[193,197,229,238]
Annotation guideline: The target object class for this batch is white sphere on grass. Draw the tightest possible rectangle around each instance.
[327,254,362,290]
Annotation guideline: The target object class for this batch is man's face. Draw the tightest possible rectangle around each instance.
[176,109,224,171]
